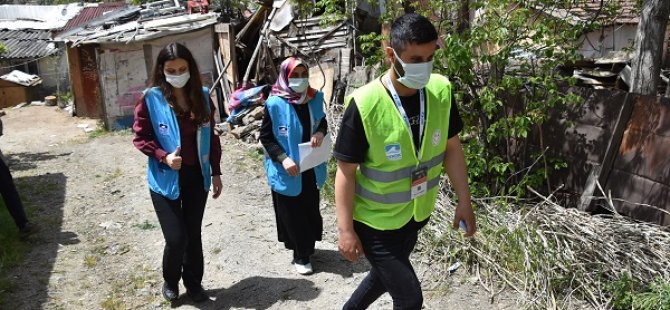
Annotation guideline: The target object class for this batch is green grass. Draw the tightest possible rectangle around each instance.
[608,274,670,310]
[321,158,338,204]
[133,220,158,231]
[0,200,30,306]
[248,147,264,162]
[87,127,108,139]
[103,168,123,182]
[100,296,126,310]
[83,255,99,268]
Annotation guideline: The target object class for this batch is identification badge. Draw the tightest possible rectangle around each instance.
[410,166,428,199]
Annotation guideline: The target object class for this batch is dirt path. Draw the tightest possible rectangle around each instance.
[1,106,515,310]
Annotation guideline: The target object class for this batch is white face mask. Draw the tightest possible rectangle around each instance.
[288,78,309,93]
[392,49,433,89]
[165,71,190,88]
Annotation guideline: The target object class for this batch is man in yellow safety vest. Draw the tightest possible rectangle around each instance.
[334,13,477,309]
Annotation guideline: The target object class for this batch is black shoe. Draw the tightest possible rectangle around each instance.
[187,286,209,303]
[162,282,179,301]
[19,222,38,239]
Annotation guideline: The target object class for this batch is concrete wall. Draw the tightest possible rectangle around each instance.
[37,52,70,96]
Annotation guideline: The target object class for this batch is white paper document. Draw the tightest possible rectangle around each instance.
[298,133,332,172]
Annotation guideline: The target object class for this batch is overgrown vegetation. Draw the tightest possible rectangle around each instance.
[417,190,670,309]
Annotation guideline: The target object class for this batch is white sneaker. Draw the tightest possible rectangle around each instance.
[294,262,313,275]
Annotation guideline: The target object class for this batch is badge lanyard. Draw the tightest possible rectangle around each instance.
[385,74,425,159]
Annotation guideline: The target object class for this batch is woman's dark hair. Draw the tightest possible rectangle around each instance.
[390,13,438,53]
[150,42,209,124]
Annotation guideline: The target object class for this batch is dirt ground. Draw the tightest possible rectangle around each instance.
[0,105,517,310]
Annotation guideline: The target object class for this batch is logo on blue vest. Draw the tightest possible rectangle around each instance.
[278,125,288,137]
[158,123,169,135]
[385,143,402,161]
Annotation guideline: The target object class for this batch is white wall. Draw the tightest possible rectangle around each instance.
[98,27,215,129]
[98,42,147,129]
[148,28,216,88]
[578,24,638,59]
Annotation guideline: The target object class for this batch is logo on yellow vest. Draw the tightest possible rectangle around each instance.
[432,130,441,146]
[385,143,402,161]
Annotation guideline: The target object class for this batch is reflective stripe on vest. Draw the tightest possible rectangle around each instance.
[359,151,445,183]
[355,175,442,204]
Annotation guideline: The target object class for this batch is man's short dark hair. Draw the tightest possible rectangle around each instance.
[390,13,438,53]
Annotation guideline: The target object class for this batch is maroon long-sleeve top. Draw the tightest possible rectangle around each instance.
[133,96,222,176]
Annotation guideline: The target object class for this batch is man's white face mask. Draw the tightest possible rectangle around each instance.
[165,72,190,89]
[392,49,433,89]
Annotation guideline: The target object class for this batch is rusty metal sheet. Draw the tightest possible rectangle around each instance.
[600,95,670,224]
[70,44,103,118]
[614,95,670,183]
[543,88,627,184]
[606,169,669,224]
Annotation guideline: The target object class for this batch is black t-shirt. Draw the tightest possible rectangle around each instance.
[334,84,463,163]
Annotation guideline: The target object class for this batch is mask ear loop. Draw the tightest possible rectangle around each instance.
[391,49,406,78]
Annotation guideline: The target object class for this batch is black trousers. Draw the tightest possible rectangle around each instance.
[271,169,323,261]
[343,220,426,310]
[150,164,207,291]
[0,156,27,230]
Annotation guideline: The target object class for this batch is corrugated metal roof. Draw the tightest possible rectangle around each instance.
[62,12,218,45]
[0,29,58,59]
[61,2,126,33]
[0,3,83,30]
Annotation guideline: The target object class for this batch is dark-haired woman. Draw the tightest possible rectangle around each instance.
[133,42,222,303]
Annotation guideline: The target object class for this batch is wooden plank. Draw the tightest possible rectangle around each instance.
[276,25,346,38]
[309,65,334,110]
[278,30,348,42]
[340,48,352,80]
[216,23,238,89]
[0,86,27,109]
[294,41,347,50]
[236,5,268,42]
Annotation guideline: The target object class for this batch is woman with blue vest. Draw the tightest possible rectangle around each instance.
[260,57,328,275]
[133,43,222,303]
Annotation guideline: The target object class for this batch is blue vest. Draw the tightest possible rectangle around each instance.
[144,86,212,200]
[263,92,327,196]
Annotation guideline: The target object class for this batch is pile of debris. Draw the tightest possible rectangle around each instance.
[228,105,264,142]
[215,0,356,143]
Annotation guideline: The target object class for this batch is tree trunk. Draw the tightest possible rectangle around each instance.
[456,0,470,34]
[630,0,670,95]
